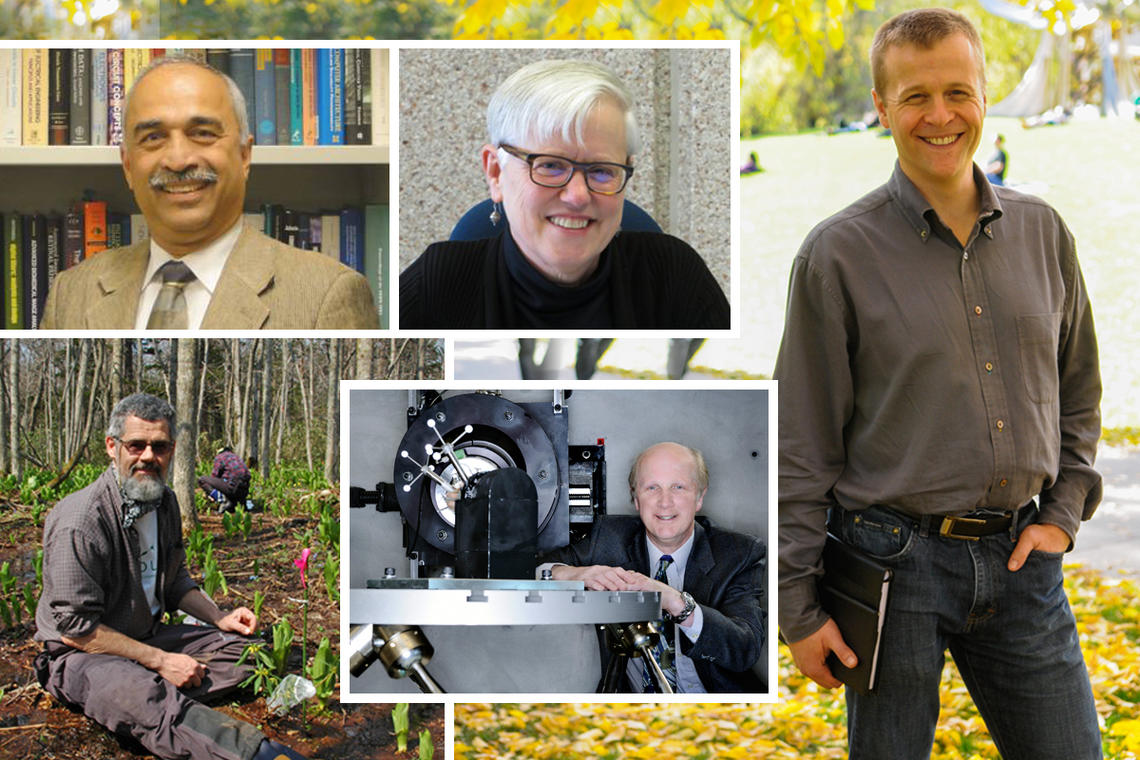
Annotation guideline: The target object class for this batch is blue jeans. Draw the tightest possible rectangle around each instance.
[831,505,1101,760]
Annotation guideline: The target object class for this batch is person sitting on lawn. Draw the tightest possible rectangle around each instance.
[34,392,308,760]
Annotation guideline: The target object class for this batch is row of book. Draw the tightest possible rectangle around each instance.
[1,202,389,329]
[0,48,384,149]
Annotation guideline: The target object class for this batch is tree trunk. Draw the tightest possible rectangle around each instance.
[298,343,314,470]
[323,340,340,485]
[110,339,123,404]
[7,339,20,479]
[173,339,200,529]
[0,343,7,475]
[274,342,290,466]
[196,339,210,439]
[355,338,373,379]
[133,338,143,392]
[239,341,255,457]
[257,340,272,477]
[45,340,105,490]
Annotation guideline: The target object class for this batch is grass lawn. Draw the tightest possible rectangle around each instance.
[741,115,1140,427]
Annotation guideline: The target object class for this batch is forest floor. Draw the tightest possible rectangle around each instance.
[0,480,443,760]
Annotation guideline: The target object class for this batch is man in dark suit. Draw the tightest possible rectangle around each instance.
[40,56,378,330]
[543,441,766,693]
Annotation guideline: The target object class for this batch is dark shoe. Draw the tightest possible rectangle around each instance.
[252,738,308,760]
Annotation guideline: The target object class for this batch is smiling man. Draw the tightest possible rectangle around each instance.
[542,441,766,693]
[775,8,1102,758]
[34,393,307,760]
[40,56,378,330]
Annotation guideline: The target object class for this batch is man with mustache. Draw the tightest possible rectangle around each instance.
[39,57,379,330]
[34,394,308,760]
[776,8,1102,757]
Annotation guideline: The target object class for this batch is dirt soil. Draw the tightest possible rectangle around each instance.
[0,496,444,760]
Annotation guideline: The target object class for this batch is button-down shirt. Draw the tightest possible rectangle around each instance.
[774,163,1102,642]
[35,466,198,642]
[211,449,251,489]
[134,219,243,330]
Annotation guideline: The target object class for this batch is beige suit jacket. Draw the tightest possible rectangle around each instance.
[40,222,380,330]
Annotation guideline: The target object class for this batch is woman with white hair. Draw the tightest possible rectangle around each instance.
[400,59,729,330]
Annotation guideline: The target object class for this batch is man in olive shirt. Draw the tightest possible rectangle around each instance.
[775,9,1101,758]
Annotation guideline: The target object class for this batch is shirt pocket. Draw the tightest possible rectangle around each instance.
[1016,313,1062,404]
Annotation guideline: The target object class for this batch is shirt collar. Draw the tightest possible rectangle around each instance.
[887,161,1004,245]
[142,218,243,295]
[645,528,696,579]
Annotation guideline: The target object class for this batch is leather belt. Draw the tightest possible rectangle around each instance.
[930,513,1014,541]
[884,503,1036,541]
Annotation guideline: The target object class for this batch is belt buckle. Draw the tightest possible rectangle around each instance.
[939,515,986,541]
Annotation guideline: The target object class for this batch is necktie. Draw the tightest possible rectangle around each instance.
[643,554,678,692]
[147,260,195,329]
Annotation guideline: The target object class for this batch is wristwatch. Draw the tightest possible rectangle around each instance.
[664,591,697,623]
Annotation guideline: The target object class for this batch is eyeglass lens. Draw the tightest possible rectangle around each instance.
[531,156,626,193]
[120,439,172,455]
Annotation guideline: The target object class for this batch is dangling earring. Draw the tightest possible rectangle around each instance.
[489,202,503,226]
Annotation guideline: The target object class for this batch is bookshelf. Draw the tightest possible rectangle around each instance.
[1,46,391,329]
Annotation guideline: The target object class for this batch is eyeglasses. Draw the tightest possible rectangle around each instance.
[499,144,634,195]
[116,438,173,456]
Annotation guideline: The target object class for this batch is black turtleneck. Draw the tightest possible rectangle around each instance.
[400,230,730,330]
[501,232,613,329]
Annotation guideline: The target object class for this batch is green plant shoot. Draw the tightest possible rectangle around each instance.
[393,702,410,752]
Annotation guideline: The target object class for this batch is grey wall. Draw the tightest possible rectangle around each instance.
[346,386,769,694]
[397,47,733,291]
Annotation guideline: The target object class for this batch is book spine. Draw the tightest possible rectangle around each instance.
[3,214,21,329]
[0,51,20,147]
[308,215,322,251]
[22,49,48,146]
[345,49,371,145]
[364,203,388,327]
[107,49,125,146]
[302,49,317,146]
[107,212,128,249]
[289,50,303,146]
[254,49,276,145]
[317,49,331,146]
[70,49,91,146]
[48,49,70,146]
[229,49,256,142]
[329,49,344,145]
[64,204,84,269]
[90,49,108,146]
[320,213,339,259]
[24,214,45,329]
[281,208,300,248]
[130,213,149,244]
[371,49,388,146]
[344,49,359,145]
[274,49,291,146]
[205,49,231,75]
[83,201,108,258]
[45,216,62,311]
[340,207,363,273]
[122,49,150,94]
